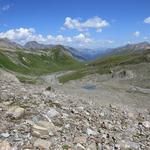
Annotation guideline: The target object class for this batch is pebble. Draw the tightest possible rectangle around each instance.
[74,136,87,144]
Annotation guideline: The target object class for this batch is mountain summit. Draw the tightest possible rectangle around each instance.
[24,41,54,50]
[110,42,150,55]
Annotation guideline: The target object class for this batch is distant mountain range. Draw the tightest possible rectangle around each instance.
[109,42,150,55]
[0,38,150,61]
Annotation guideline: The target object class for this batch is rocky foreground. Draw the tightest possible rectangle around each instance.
[0,71,150,150]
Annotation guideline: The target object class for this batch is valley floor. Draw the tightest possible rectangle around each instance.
[57,73,150,110]
[43,63,150,110]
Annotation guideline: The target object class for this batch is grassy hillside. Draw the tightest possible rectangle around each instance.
[0,47,83,76]
[59,50,150,83]
[1,46,150,84]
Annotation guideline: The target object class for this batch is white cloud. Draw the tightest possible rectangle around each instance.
[0,28,35,42]
[63,16,109,32]
[0,28,93,45]
[144,17,150,24]
[73,33,93,43]
[144,36,148,40]
[133,31,140,37]
[0,27,114,48]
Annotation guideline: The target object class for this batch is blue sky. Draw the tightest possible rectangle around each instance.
[0,0,150,48]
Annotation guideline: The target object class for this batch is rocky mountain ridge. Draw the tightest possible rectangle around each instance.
[24,41,55,50]
[1,38,150,61]
[109,42,150,55]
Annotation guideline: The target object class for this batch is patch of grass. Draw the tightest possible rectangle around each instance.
[90,52,149,67]
[0,51,30,74]
[16,76,38,84]
[59,70,86,83]
[62,144,70,150]
[59,67,95,83]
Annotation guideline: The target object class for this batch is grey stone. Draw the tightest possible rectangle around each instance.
[86,128,97,136]
[6,106,25,119]
[1,132,10,138]
[47,108,60,118]
[34,139,51,149]
[75,143,85,150]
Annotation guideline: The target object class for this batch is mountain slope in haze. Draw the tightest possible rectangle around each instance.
[24,41,109,61]
[64,46,87,61]
[65,46,110,61]
[24,41,86,61]
[0,38,23,49]
[109,42,150,55]
[78,47,111,60]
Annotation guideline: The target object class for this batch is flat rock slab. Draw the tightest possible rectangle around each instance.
[32,120,60,138]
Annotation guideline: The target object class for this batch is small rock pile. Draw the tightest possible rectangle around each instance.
[0,77,150,150]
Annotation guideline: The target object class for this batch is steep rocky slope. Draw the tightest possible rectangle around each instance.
[59,49,150,83]
[0,69,150,149]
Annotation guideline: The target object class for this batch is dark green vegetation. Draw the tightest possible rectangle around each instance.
[59,49,150,83]
[0,46,83,76]
[16,75,38,84]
